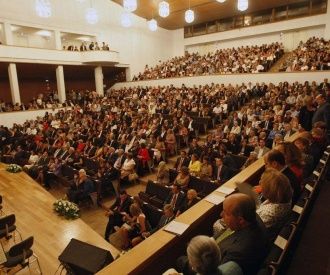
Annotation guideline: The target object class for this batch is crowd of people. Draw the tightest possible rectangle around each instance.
[63,41,111,52]
[279,37,330,72]
[0,76,329,273]
[0,91,61,112]
[132,42,284,81]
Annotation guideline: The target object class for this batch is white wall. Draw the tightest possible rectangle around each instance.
[0,107,71,128]
[112,71,329,89]
[0,0,176,78]
[12,32,55,49]
[184,14,327,53]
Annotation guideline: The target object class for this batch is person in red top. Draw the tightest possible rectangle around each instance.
[137,143,151,175]
[76,139,86,153]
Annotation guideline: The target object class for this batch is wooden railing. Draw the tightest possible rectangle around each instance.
[98,133,303,275]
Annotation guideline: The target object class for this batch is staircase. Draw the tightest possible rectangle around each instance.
[269,52,292,72]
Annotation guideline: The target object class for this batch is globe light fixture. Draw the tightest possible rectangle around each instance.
[86,7,98,24]
[35,0,52,18]
[237,0,248,11]
[185,9,194,23]
[123,0,137,12]
[121,12,132,28]
[148,19,158,31]
[159,1,170,18]
[216,0,226,3]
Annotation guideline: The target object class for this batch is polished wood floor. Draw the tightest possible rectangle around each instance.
[0,163,120,275]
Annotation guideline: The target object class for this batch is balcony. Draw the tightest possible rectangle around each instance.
[0,45,120,65]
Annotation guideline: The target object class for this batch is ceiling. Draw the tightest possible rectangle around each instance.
[111,0,318,29]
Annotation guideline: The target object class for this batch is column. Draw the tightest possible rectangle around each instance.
[324,0,330,39]
[54,30,62,50]
[8,63,21,104]
[94,66,104,96]
[56,65,66,103]
[3,22,13,45]
[125,67,131,81]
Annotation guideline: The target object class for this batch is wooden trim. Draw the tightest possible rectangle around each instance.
[98,132,304,274]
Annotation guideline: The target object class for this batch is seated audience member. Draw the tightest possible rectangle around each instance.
[175,150,190,172]
[185,235,243,275]
[241,152,258,170]
[156,161,170,185]
[177,189,199,216]
[253,138,270,159]
[136,143,151,175]
[310,126,327,168]
[177,194,269,275]
[199,157,213,181]
[264,150,301,204]
[118,203,150,249]
[164,183,185,214]
[212,157,231,184]
[188,153,202,176]
[293,137,314,178]
[140,204,175,240]
[67,169,95,204]
[173,166,190,189]
[43,157,62,188]
[23,150,39,170]
[277,142,304,185]
[257,168,293,240]
[120,152,136,182]
[104,190,132,241]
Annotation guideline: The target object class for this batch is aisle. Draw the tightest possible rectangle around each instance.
[285,180,330,275]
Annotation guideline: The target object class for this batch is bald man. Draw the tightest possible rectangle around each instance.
[177,194,269,275]
[219,193,269,275]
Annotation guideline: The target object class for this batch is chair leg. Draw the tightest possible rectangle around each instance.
[29,253,43,274]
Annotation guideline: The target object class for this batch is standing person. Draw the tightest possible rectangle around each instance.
[298,96,315,131]
[312,93,330,137]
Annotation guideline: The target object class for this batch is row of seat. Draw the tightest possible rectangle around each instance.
[258,145,330,274]
[0,200,42,274]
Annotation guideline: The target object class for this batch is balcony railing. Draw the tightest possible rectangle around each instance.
[0,45,120,65]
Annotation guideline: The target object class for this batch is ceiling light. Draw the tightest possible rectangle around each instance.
[123,0,137,12]
[35,0,52,18]
[185,9,194,23]
[86,7,98,24]
[148,19,157,31]
[237,0,248,11]
[216,0,226,2]
[121,12,132,28]
[159,1,170,18]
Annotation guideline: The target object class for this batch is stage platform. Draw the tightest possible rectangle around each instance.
[0,163,120,274]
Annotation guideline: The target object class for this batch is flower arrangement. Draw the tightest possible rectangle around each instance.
[6,164,22,173]
[53,199,80,219]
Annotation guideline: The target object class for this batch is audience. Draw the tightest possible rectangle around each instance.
[63,41,110,52]
[133,43,284,80]
[279,37,330,72]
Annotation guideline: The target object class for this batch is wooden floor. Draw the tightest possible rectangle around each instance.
[0,163,120,275]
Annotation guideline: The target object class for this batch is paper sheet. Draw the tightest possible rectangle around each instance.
[164,221,189,235]
[204,193,226,205]
[216,186,235,195]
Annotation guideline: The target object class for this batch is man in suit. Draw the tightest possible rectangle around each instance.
[164,184,185,214]
[218,194,269,275]
[174,150,190,172]
[312,93,330,136]
[142,204,175,238]
[104,190,132,241]
[212,157,231,184]
[254,139,270,159]
[177,194,268,275]
[283,122,296,141]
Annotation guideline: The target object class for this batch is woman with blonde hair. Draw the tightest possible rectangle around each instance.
[156,161,170,185]
[257,168,292,239]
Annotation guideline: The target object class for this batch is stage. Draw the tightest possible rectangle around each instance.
[0,163,119,274]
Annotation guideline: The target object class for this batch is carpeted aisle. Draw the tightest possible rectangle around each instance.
[286,180,330,275]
